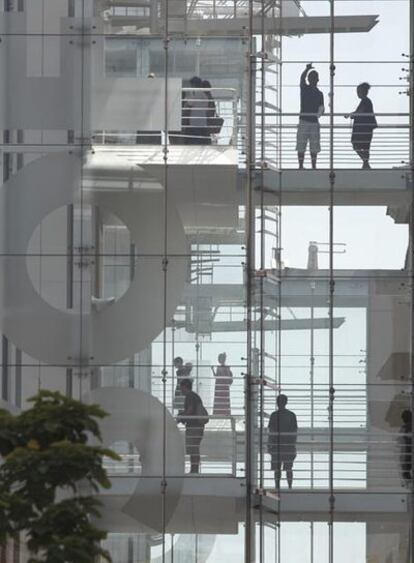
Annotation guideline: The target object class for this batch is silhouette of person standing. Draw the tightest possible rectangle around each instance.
[345,82,377,169]
[213,352,233,416]
[177,379,209,474]
[183,76,210,145]
[268,394,298,489]
[399,409,412,486]
[297,63,325,170]
[173,357,192,410]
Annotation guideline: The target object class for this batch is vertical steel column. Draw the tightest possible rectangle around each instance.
[91,204,101,390]
[1,125,8,402]
[245,0,256,560]
[409,2,414,562]
[14,348,21,407]
[258,1,266,561]
[161,1,170,560]
[77,0,88,401]
[1,336,9,401]
[276,0,283,394]
[310,279,315,563]
[14,129,23,405]
[310,281,315,490]
[1,130,10,403]
[328,1,336,563]
[93,207,101,300]
[128,242,137,389]
[171,319,176,412]
[66,204,74,397]
[275,4,283,562]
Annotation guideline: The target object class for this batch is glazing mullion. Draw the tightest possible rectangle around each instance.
[245,0,257,559]
[328,2,336,563]
[409,2,414,562]
[161,2,170,560]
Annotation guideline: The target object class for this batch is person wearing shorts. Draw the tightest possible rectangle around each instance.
[268,394,298,489]
[297,63,325,169]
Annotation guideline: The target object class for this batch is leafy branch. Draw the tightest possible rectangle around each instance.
[0,390,120,562]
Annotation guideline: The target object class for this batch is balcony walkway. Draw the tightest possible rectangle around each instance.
[259,168,412,206]
[85,145,239,232]
[85,146,411,210]
[184,269,408,309]
[96,477,409,534]
[108,14,379,37]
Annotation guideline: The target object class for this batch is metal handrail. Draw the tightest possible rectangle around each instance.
[178,86,239,146]
[186,0,283,20]
[237,117,411,168]
[98,86,239,147]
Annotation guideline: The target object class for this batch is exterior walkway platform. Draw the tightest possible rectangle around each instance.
[184,270,408,310]
[259,169,412,206]
[95,477,409,534]
[86,146,411,208]
[85,145,239,232]
[260,490,409,523]
[109,14,379,37]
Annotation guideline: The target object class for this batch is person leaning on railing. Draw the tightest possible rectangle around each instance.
[182,76,212,145]
[344,82,377,170]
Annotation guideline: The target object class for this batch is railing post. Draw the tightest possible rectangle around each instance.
[232,416,237,476]
[328,3,336,563]
[409,3,414,563]
[232,94,238,146]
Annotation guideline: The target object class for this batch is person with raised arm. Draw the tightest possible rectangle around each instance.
[296,63,325,170]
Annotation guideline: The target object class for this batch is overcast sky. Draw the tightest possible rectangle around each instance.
[281,0,409,271]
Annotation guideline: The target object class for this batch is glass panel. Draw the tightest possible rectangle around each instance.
[0,1,412,562]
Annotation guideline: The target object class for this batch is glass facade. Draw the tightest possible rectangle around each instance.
[0,0,413,561]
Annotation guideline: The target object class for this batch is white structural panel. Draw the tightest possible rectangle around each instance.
[0,153,188,365]
[84,145,240,232]
[84,387,185,533]
[260,169,411,206]
[91,78,182,131]
[0,15,181,131]
[0,32,81,130]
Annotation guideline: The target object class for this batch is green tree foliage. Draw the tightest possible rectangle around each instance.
[0,390,120,562]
